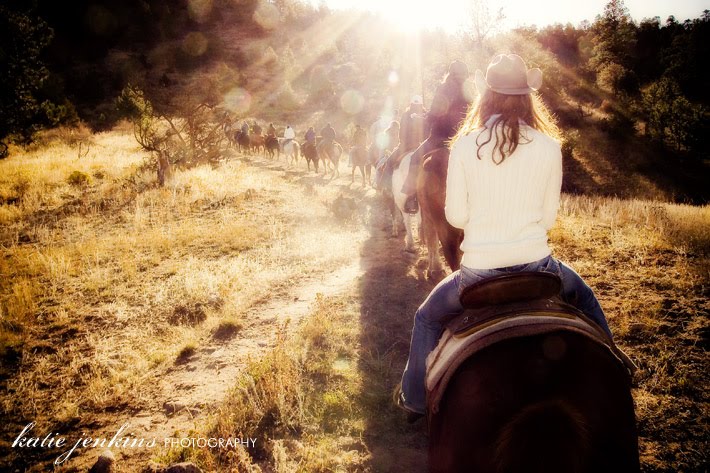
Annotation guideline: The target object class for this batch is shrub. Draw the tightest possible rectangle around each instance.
[561,129,580,159]
[67,171,91,187]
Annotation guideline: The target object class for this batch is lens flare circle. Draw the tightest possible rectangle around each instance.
[340,89,365,115]
[224,88,252,114]
[253,0,280,30]
[182,32,209,57]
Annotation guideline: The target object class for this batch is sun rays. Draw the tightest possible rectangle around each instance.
[216,2,430,124]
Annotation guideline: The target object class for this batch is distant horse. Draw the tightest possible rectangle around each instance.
[280,139,300,167]
[389,151,419,253]
[427,273,639,473]
[317,141,343,179]
[250,134,265,154]
[235,130,250,154]
[417,148,463,278]
[349,145,371,186]
[302,141,319,171]
[265,136,280,159]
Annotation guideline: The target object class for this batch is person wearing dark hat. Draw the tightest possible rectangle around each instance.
[304,126,316,146]
[318,122,337,161]
[401,60,472,214]
[395,53,613,422]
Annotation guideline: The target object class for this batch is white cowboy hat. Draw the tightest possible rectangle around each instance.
[475,54,543,95]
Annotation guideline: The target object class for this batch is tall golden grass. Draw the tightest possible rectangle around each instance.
[0,129,363,431]
[1,129,707,471]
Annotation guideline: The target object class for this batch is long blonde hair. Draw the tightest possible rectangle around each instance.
[451,90,560,164]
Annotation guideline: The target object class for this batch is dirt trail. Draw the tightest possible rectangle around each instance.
[65,158,391,471]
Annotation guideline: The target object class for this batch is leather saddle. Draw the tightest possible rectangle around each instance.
[446,272,610,342]
[427,272,636,414]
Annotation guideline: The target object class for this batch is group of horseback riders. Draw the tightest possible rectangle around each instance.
[229,117,343,166]
[346,60,473,213]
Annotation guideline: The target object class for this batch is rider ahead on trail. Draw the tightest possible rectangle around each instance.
[352,124,367,148]
[252,121,262,135]
[283,125,296,142]
[386,95,428,170]
[395,54,614,423]
[402,60,472,214]
[305,126,316,145]
[318,123,337,159]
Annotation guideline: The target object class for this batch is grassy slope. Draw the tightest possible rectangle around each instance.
[0,131,708,472]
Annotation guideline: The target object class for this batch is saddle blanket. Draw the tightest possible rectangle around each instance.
[425,314,635,414]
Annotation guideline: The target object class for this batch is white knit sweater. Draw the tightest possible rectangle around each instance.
[445,122,562,270]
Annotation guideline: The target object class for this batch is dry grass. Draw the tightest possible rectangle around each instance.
[0,129,707,472]
[159,193,708,472]
[158,295,370,472]
[553,195,708,473]
[0,130,366,470]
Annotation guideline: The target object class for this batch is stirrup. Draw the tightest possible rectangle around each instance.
[393,384,425,423]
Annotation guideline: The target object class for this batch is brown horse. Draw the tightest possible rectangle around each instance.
[265,135,280,159]
[250,133,265,154]
[302,141,319,171]
[416,148,463,278]
[349,145,371,186]
[427,274,639,473]
[235,130,250,153]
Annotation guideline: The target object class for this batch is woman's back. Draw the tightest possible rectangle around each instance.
[446,123,562,270]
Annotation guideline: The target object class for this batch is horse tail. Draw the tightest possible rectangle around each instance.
[494,399,590,473]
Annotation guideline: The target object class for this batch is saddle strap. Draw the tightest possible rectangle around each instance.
[452,299,579,338]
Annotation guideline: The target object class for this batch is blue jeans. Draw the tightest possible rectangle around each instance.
[399,255,612,414]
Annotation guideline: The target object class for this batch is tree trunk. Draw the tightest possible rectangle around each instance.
[157,150,172,186]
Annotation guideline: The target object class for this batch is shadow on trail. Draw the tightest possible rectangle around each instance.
[238,151,437,470]
[355,193,436,472]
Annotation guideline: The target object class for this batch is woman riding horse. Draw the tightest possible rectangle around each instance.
[396,54,613,421]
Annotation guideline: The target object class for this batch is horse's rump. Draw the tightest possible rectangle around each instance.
[428,329,638,473]
[283,140,300,160]
[302,141,317,159]
[251,134,265,149]
[426,276,638,473]
[416,147,463,274]
[236,131,250,151]
[265,136,279,157]
[350,145,369,167]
